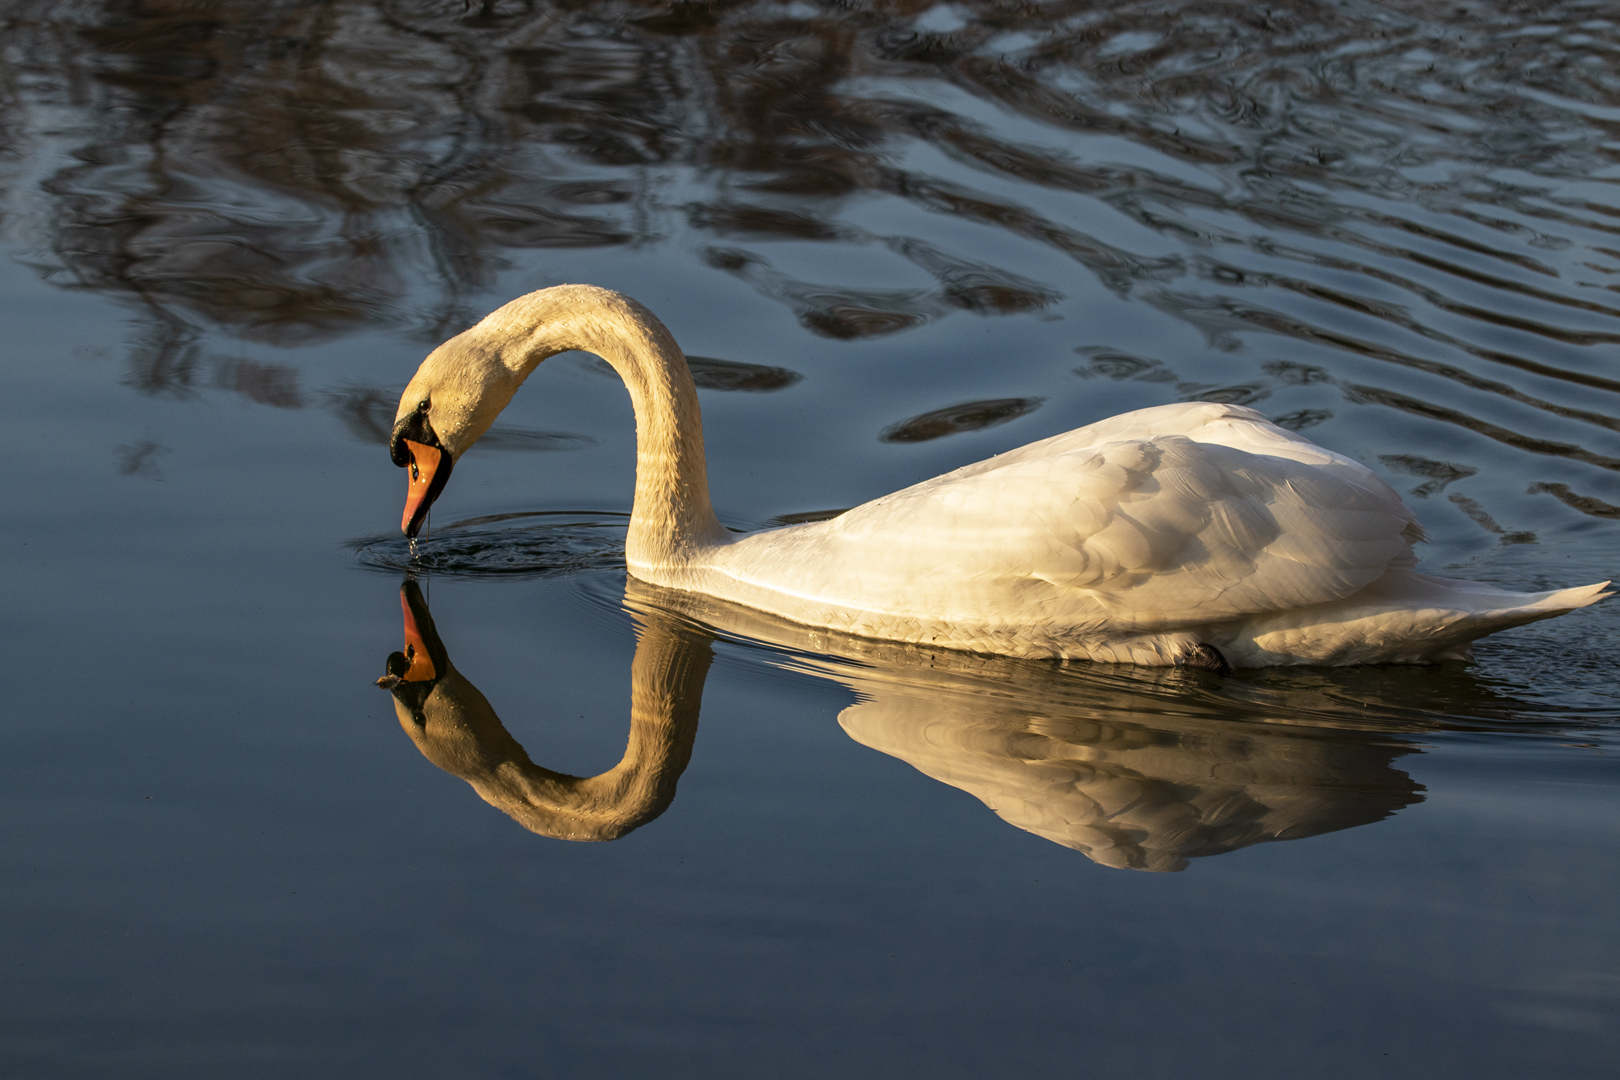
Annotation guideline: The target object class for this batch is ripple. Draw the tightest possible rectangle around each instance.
[881,398,1044,443]
[349,511,627,579]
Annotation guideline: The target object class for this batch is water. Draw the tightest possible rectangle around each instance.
[355,512,632,577]
[3,1,1618,1076]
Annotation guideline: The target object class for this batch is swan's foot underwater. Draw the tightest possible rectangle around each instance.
[1181,643,1234,677]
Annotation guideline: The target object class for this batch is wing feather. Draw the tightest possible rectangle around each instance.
[777,403,1419,628]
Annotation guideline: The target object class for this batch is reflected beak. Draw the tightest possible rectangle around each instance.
[377,580,444,691]
[396,586,438,683]
[401,439,444,538]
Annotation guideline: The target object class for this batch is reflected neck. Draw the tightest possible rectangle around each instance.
[490,286,728,571]
[397,603,713,842]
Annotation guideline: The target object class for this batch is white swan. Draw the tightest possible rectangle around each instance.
[391,284,1610,668]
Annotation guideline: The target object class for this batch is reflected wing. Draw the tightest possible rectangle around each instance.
[815,403,1420,626]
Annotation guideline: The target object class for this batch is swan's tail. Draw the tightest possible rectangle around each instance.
[1420,576,1612,621]
[1229,575,1612,666]
[1417,577,1612,661]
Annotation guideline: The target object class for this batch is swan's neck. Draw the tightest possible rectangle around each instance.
[476,286,729,570]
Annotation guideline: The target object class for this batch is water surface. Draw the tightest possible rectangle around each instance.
[3,2,1618,1076]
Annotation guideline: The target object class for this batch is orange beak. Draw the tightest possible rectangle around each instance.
[397,586,438,683]
[401,439,444,536]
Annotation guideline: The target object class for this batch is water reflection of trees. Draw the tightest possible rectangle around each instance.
[6,0,1620,519]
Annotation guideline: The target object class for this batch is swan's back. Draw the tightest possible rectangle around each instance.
[941,402,1387,483]
[688,403,1608,664]
[708,404,1402,619]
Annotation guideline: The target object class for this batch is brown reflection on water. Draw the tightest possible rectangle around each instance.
[880,396,1044,443]
[583,353,805,392]
[10,0,1620,527]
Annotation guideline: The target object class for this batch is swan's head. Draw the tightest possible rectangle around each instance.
[390,329,524,537]
[388,284,678,536]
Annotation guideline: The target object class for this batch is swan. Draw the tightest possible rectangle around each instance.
[390,284,1610,668]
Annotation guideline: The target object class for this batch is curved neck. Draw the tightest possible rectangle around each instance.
[486,286,728,570]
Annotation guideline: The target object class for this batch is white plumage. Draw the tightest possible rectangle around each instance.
[392,285,1609,668]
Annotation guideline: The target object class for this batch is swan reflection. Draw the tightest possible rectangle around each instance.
[834,674,1419,871]
[376,581,708,842]
[377,578,1429,868]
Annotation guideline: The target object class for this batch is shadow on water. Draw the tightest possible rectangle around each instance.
[583,354,805,393]
[880,397,1045,443]
[376,570,1609,872]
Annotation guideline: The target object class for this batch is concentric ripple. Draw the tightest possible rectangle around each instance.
[350,511,627,579]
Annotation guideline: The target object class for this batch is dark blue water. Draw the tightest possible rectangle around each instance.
[3,2,1618,1076]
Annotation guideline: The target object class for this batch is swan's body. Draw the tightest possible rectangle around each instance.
[392,285,1609,668]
